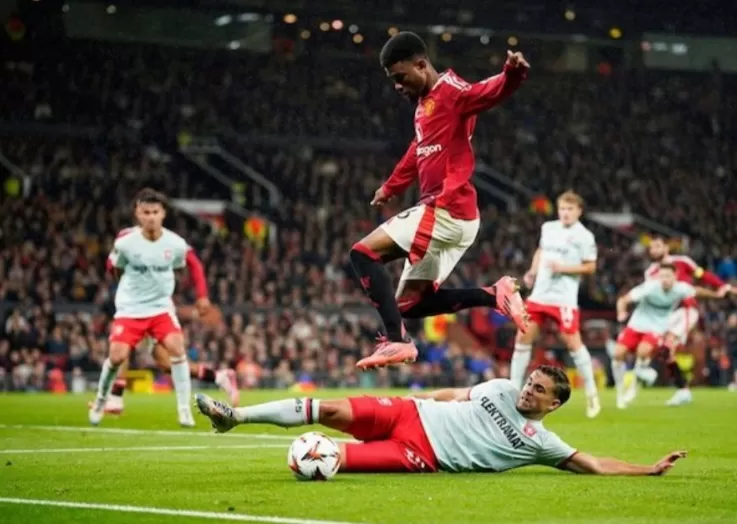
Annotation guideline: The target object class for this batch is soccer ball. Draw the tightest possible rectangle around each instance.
[287,431,341,481]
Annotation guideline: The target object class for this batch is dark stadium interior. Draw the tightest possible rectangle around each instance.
[1,0,736,394]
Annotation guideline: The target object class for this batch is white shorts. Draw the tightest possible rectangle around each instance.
[666,307,700,344]
[380,204,480,295]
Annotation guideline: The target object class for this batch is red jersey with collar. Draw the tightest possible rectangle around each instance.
[382,63,528,220]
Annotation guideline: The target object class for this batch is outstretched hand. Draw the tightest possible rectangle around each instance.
[506,50,530,70]
[651,450,687,476]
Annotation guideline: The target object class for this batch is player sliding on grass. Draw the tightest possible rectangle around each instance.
[195,366,686,476]
[349,32,529,370]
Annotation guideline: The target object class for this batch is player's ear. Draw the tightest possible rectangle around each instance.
[548,399,561,413]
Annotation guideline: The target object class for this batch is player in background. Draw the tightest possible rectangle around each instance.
[613,263,726,409]
[645,236,732,405]
[510,191,601,418]
[89,188,213,427]
[93,336,239,416]
[195,366,686,476]
[350,32,529,370]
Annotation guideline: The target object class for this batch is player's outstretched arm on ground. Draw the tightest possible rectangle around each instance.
[560,450,686,476]
[406,387,471,402]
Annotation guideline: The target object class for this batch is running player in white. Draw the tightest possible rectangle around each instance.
[89,188,213,427]
[613,262,726,409]
[510,191,601,418]
[194,365,686,476]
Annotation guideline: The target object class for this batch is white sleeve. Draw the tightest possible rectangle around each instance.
[580,232,597,262]
[108,242,127,269]
[537,432,577,467]
[172,242,188,270]
[628,282,651,303]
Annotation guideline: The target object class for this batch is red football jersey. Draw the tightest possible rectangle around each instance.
[382,63,527,220]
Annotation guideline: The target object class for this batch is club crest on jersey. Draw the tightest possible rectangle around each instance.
[523,423,537,437]
[163,249,173,261]
[422,98,436,117]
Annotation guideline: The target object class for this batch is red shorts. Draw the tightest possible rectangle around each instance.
[343,397,439,473]
[526,301,580,334]
[616,327,661,353]
[109,312,181,348]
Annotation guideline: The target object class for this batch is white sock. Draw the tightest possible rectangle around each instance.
[571,346,598,397]
[234,398,321,427]
[612,360,627,399]
[95,358,120,402]
[170,355,192,410]
[510,343,532,390]
[634,357,651,380]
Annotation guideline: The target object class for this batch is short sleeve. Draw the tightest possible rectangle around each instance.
[537,432,577,467]
[172,243,188,269]
[109,244,127,269]
[628,282,651,303]
[580,232,597,262]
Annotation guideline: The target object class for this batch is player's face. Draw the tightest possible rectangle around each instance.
[660,268,676,290]
[557,201,581,226]
[134,202,165,231]
[385,59,430,103]
[649,238,667,261]
[517,371,561,418]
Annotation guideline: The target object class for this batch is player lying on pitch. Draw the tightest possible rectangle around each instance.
[195,366,685,476]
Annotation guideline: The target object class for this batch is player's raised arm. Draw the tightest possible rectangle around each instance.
[375,139,418,205]
[454,51,529,116]
[560,450,687,476]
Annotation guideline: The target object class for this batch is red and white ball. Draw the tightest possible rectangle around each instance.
[287,432,341,481]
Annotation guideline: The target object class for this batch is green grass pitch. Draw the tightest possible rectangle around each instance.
[1,389,736,523]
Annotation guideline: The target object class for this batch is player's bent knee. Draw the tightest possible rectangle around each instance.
[108,342,131,365]
[318,399,353,431]
[153,345,172,371]
[161,333,185,356]
[613,345,628,361]
[636,344,653,359]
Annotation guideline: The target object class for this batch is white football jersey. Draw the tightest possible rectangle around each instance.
[528,220,597,307]
[414,379,576,473]
[627,280,696,333]
[108,227,189,318]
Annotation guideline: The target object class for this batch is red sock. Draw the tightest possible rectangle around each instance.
[111,379,126,398]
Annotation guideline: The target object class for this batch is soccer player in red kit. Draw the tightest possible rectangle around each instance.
[645,236,732,405]
[349,32,530,369]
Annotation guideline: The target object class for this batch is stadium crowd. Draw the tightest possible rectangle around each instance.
[1,37,736,393]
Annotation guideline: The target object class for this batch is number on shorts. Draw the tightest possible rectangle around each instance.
[397,206,421,220]
[559,306,574,329]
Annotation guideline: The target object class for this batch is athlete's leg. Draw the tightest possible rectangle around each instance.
[89,318,144,425]
[560,328,600,418]
[350,225,408,343]
[633,338,658,386]
[611,341,630,409]
[662,332,693,406]
[154,313,194,425]
[510,319,541,390]
[153,343,240,406]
